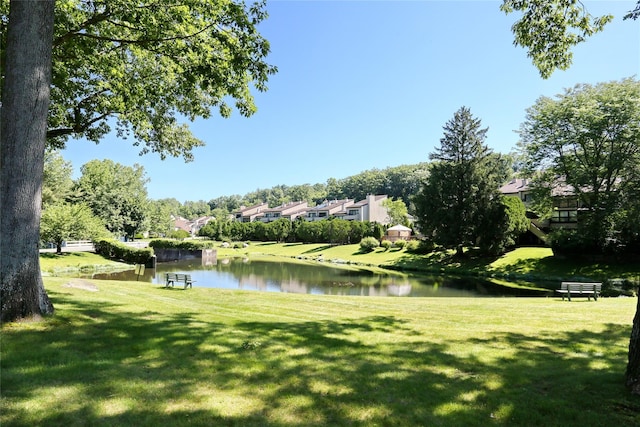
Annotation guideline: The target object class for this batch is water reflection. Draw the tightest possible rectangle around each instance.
[88,257,549,297]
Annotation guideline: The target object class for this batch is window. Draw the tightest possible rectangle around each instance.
[319,212,327,217]
[348,209,359,216]
[551,210,577,223]
[555,198,579,209]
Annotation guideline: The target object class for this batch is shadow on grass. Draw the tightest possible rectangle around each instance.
[40,252,87,260]
[2,293,640,426]
[390,248,501,275]
[302,244,335,254]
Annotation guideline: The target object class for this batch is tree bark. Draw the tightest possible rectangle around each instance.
[1,0,56,322]
[626,292,640,394]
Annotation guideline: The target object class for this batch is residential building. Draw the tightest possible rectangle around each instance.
[499,178,532,205]
[172,215,215,235]
[499,178,582,231]
[305,199,354,221]
[334,194,390,225]
[232,203,268,223]
[258,201,308,223]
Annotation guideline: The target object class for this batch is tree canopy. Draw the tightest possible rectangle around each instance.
[519,78,640,252]
[40,203,108,253]
[1,0,277,160]
[501,0,639,79]
[42,149,74,206]
[74,159,150,239]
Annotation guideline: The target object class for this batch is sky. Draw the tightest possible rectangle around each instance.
[61,0,640,202]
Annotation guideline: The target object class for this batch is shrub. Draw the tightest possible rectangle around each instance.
[168,229,190,240]
[148,239,216,250]
[359,236,380,252]
[380,240,392,250]
[94,239,154,264]
[393,239,406,249]
[405,239,434,254]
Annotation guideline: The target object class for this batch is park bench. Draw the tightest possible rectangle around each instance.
[165,273,195,289]
[556,282,602,301]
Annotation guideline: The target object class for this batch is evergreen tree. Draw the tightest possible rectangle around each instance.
[414,107,506,256]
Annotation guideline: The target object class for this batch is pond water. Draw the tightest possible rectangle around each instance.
[87,256,550,297]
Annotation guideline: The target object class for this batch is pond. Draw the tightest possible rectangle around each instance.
[87,256,550,297]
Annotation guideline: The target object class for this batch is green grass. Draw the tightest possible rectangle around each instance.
[40,251,130,276]
[2,277,640,426]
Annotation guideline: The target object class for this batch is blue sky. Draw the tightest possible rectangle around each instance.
[61,0,640,202]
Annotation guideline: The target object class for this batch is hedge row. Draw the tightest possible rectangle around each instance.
[94,239,155,264]
[148,239,217,250]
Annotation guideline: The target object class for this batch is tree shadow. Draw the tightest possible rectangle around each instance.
[3,293,640,426]
[302,244,334,254]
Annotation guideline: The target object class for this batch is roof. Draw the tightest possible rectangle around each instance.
[263,201,308,213]
[387,224,412,232]
[499,178,529,194]
[307,199,353,212]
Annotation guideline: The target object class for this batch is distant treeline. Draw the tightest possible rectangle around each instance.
[166,163,430,219]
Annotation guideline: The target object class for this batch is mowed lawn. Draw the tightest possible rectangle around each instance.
[2,277,640,426]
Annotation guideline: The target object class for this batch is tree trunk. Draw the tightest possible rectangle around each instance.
[626,292,640,394]
[1,0,56,322]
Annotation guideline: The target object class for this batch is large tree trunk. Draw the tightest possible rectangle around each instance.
[626,292,640,394]
[1,0,56,322]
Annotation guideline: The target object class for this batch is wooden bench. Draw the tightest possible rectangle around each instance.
[556,282,602,301]
[165,273,195,289]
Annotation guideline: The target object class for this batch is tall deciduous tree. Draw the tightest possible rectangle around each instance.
[0,0,275,322]
[519,79,640,251]
[40,203,108,253]
[381,197,409,226]
[75,159,150,240]
[1,0,56,322]
[42,149,74,207]
[413,107,507,256]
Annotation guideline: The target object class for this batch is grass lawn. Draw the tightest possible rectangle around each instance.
[40,251,131,276]
[2,277,640,426]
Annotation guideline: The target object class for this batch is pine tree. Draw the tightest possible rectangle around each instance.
[414,107,508,256]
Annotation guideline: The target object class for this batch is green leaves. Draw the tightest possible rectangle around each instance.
[75,159,150,238]
[501,0,613,79]
[40,203,108,251]
[519,78,640,250]
[32,0,277,159]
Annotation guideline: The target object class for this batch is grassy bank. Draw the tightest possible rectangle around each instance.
[216,243,640,286]
[40,251,131,276]
[2,278,640,426]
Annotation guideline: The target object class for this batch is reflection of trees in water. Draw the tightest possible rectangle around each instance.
[88,257,550,297]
